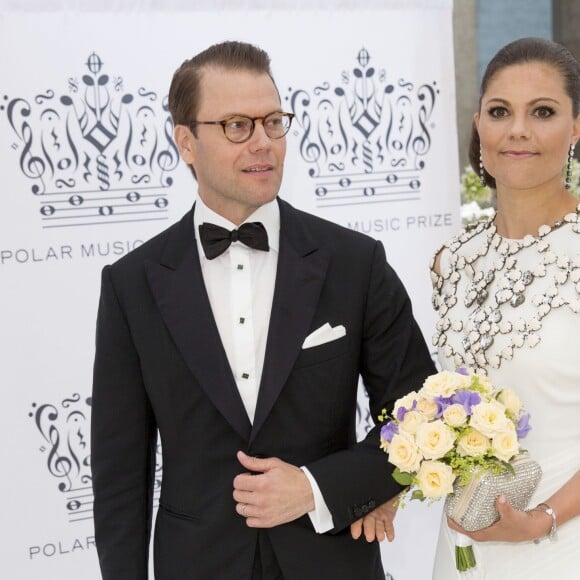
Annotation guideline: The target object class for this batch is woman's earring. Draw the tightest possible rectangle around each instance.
[565,143,575,189]
[479,147,486,187]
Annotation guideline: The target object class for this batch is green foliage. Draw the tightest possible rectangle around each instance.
[570,158,580,198]
[455,545,476,572]
[392,467,414,487]
[460,166,492,206]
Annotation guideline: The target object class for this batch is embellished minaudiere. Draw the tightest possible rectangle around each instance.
[445,454,542,531]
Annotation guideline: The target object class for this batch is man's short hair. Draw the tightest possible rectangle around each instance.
[168,40,275,130]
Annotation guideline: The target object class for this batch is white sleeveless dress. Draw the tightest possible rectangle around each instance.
[430,206,580,580]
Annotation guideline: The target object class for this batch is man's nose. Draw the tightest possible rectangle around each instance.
[248,119,271,151]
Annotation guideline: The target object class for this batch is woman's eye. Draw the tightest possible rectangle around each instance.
[534,106,555,119]
[488,107,508,118]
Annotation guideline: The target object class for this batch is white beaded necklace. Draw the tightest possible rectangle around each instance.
[431,204,580,372]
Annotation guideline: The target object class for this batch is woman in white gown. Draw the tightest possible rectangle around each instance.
[430,37,580,579]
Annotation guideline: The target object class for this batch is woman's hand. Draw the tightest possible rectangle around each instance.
[447,494,552,542]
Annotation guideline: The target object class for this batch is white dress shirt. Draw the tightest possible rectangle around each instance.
[193,196,333,533]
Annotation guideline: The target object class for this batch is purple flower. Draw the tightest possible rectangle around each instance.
[434,396,454,418]
[456,367,469,376]
[452,389,481,415]
[381,421,398,443]
[516,413,532,439]
[396,399,417,422]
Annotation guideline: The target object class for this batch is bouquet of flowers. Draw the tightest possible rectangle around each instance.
[379,368,538,572]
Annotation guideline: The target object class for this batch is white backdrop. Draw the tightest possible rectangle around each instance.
[0,1,459,578]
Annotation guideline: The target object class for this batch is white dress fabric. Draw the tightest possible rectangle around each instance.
[430,206,580,580]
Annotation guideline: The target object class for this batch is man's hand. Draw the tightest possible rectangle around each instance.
[233,451,315,527]
[350,495,399,543]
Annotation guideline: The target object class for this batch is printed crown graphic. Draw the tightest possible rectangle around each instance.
[3,53,180,227]
[286,48,439,207]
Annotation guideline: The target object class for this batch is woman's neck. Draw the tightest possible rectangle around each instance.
[494,186,578,238]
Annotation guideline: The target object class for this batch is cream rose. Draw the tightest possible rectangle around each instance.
[420,371,469,400]
[400,410,427,435]
[491,425,520,462]
[470,401,511,438]
[415,419,456,460]
[442,404,468,427]
[456,428,490,457]
[380,437,390,452]
[416,460,455,499]
[497,388,523,416]
[387,432,423,473]
[416,398,439,420]
[393,391,419,417]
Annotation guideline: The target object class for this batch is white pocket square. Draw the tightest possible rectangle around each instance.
[302,323,346,349]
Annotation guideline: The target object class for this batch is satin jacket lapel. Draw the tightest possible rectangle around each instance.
[145,209,251,441]
[251,200,329,443]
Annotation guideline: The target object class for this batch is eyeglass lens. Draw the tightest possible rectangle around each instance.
[224,112,292,142]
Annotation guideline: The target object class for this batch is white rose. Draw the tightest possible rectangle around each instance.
[456,428,490,457]
[491,425,520,462]
[416,398,439,420]
[497,388,523,416]
[400,410,427,435]
[416,460,455,499]
[393,391,419,417]
[415,419,456,460]
[443,404,468,427]
[470,401,511,438]
[387,432,423,473]
[421,371,469,400]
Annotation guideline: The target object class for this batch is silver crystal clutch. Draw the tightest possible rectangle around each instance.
[445,454,542,531]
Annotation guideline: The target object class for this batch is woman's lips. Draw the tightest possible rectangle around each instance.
[502,150,538,159]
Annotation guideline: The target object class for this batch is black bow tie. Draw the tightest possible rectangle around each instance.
[198,221,269,260]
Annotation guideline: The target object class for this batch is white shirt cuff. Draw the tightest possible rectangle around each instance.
[300,466,334,533]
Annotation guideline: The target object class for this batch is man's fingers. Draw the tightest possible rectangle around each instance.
[350,518,363,540]
[237,450,276,472]
[232,488,254,504]
[384,520,395,542]
[363,516,378,542]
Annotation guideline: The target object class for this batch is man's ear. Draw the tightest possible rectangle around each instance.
[174,125,196,165]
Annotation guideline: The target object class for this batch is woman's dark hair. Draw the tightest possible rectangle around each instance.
[469,37,580,188]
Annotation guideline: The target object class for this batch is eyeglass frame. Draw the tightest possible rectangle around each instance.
[188,111,295,144]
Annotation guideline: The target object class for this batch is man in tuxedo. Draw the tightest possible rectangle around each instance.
[91,41,435,580]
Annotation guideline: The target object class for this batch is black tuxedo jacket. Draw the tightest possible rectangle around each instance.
[91,198,435,580]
